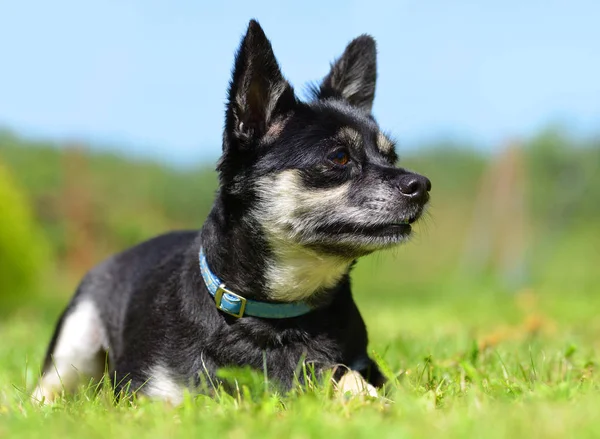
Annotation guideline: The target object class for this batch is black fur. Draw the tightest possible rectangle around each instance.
[311,35,377,112]
[39,19,431,399]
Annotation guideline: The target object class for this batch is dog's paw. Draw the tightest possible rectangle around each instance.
[335,370,379,399]
[30,384,58,405]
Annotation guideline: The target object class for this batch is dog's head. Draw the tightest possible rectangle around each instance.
[218,20,431,262]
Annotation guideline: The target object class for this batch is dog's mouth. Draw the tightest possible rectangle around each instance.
[391,214,419,225]
[316,214,420,240]
[354,222,412,237]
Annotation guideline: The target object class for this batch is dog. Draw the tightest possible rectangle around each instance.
[32,19,431,404]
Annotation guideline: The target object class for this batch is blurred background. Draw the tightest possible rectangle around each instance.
[1,0,599,342]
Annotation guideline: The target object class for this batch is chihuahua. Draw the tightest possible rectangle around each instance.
[33,19,431,404]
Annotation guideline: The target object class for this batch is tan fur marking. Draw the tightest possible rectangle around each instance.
[377,132,394,153]
[338,127,362,148]
[261,117,288,144]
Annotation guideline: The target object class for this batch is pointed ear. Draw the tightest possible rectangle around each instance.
[314,35,377,112]
[225,20,296,145]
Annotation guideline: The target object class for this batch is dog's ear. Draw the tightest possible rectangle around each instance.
[313,35,377,112]
[225,20,296,146]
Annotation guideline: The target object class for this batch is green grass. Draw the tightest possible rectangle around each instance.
[2,127,600,437]
[2,283,599,439]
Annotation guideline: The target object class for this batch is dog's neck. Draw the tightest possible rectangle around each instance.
[262,242,352,302]
[200,200,352,303]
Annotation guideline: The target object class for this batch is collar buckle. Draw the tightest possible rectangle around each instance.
[215,283,247,318]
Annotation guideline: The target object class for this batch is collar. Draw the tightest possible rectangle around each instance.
[199,248,314,319]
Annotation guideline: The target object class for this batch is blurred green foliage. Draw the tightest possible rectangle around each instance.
[528,129,600,222]
[0,158,49,310]
[1,128,599,437]
[0,127,599,309]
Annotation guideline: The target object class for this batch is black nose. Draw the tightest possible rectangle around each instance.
[398,174,431,199]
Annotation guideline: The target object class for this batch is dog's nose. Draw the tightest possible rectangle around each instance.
[398,174,431,200]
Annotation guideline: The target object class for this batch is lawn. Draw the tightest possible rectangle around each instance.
[1,270,599,439]
[1,137,599,438]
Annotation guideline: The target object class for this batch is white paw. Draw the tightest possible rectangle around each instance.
[336,370,379,398]
[31,384,58,405]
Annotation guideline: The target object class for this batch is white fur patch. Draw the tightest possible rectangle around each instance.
[265,245,350,302]
[255,168,405,239]
[255,169,354,235]
[336,370,378,398]
[143,364,184,405]
[253,167,419,301]
[254,170,353,301]
[32,300,106,403]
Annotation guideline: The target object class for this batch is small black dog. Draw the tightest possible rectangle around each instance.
[33,20,431,403]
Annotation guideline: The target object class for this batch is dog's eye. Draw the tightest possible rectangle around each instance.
[329,150,349,166]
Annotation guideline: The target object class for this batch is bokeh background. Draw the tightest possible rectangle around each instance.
[1,1,599,376]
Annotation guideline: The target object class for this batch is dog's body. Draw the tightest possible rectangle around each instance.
[33,20,431,403]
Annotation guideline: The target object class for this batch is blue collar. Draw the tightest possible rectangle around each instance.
[199,248,314,319]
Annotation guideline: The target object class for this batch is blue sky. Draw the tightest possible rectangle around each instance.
[1,0,599,164]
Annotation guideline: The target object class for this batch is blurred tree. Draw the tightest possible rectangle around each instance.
[0,160,50,310]
[462,142,530,290]
[527,128,600,225]
[61,145,95,277]
[524,128,600,290]
[2,127,598,300]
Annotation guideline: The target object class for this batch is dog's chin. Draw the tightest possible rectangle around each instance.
[331,222,413,239]
[303,222,415,257]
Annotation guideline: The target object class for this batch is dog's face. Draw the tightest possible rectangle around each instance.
[219,21,430,261]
